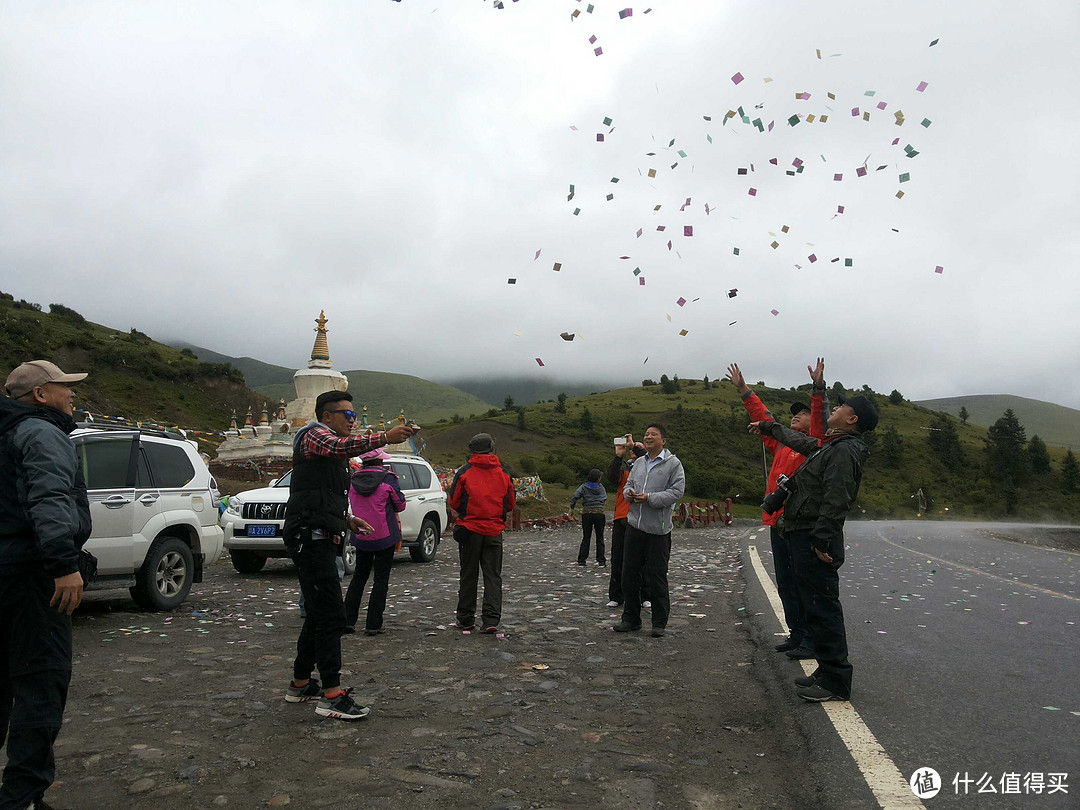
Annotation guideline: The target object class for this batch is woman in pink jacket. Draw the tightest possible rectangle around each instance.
[344,450,406,635]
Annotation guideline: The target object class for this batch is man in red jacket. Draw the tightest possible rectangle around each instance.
[448,433,516,634]
[727,359,827,660]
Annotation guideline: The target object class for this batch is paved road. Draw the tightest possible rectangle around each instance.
[740,520,1079,809]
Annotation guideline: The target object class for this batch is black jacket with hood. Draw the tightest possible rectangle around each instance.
[0,396,91,576]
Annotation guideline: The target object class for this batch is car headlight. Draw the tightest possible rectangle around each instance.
[226,498,243,516]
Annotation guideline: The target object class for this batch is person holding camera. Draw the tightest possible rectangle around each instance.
[604,434,650,608]
[748,392,878,702]
[727,359,827,662]
[613,424,685,638]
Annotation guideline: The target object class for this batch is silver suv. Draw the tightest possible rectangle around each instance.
[221,454,446,574]
[71,426,225,610]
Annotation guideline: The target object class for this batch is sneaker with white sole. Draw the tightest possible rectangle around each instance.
[642,600,652,609]
[605,600,620,607]
[315,687,371,720]
[284,678,323,703]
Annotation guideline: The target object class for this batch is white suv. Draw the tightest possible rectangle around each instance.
[221,454,446,574]
[71,426,225,610]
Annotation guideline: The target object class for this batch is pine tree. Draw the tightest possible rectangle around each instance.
[554,392,567,413]
[888,389,904,405]
[503,395,515,410]
[1062,449,1079,494]
[880,425,903,467]
[986,409,1028,482]
[580,407,594,433]
[986,409,1028,513]
[702,374,711,390]
[958,406,969,424]
[516,407,526,430]
[1027,435,1051,474]
[927,413,964,471]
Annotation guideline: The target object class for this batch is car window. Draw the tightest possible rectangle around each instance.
[78,437,136,490]
[390,462,419,491]
[411,463,432,489]
[143,441,196,487]
[275,471,292,487]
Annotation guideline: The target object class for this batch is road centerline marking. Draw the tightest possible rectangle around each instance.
[748,544,924,809]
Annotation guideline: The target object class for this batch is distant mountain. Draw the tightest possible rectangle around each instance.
[913,394,1080,449]
[176,343,495,425]
[440,376,630,406]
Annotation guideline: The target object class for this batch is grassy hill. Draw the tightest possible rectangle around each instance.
[177,343,495,426]
[422,380,1080,522]
[0,296,271,442]
[914,394,1080,449]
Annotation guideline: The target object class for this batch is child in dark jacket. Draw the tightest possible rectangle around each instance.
[569,468,607,566]
[344,449,406,635]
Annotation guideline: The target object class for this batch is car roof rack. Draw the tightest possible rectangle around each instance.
[75,421,188,441]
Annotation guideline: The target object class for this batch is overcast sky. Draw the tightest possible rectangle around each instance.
[3,1,1079,407]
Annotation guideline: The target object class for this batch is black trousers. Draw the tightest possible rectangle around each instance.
[770,526,811,648]
[456,531,503,628]
[577,513,606,564]
[290,538,345,689]
[0,564,72,810]
[344,545,395,631]
[787,529,851,698]
[620,525,671,629]
[608,519,650,604]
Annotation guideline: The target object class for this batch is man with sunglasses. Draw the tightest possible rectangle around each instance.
[283,391,417,721]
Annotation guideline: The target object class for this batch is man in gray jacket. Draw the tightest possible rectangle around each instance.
[613,424,685,637]
[1,360,91,810]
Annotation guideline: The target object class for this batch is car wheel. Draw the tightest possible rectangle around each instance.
[343,543,357,576]
[230,550,267,574]
[131,536,194,611]
[409,518,439,563]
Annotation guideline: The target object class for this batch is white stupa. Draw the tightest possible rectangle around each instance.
[284,310,348,428]
[215,311,417,463]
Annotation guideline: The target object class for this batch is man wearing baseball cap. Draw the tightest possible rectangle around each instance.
[1,360,91,810]
[727,359,828,662]
[748,384,878,704]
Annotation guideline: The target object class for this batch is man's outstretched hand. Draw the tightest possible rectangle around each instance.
[726,363,749,395]
[809,357,825,388]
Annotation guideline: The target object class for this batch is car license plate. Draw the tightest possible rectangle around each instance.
[246,525,277,537]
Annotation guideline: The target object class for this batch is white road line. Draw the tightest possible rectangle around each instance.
[748,543,924,810]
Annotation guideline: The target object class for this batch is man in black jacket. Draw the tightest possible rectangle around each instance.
[749,393,878,702]
[282,391,416,721]
[1,360,91,810]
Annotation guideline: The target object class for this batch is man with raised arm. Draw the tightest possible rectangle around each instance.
[748,390,878,702]
[726,359,827,661]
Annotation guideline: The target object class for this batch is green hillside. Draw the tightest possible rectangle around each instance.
[177,343,495,426]
[442,376,626,407]
[914,394,1080,449]
[423,379,1080,522]
[0,295,272,441]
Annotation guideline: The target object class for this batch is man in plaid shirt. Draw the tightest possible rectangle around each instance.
[282,391,417,720]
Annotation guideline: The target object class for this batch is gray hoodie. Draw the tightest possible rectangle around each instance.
[623,449,685,535]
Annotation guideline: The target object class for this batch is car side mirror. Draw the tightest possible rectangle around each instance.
[268,478,278,487]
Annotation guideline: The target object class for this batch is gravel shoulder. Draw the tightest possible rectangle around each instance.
[32,524,822,809]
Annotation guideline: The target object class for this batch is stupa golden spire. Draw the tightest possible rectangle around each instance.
[309,310,332,369]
